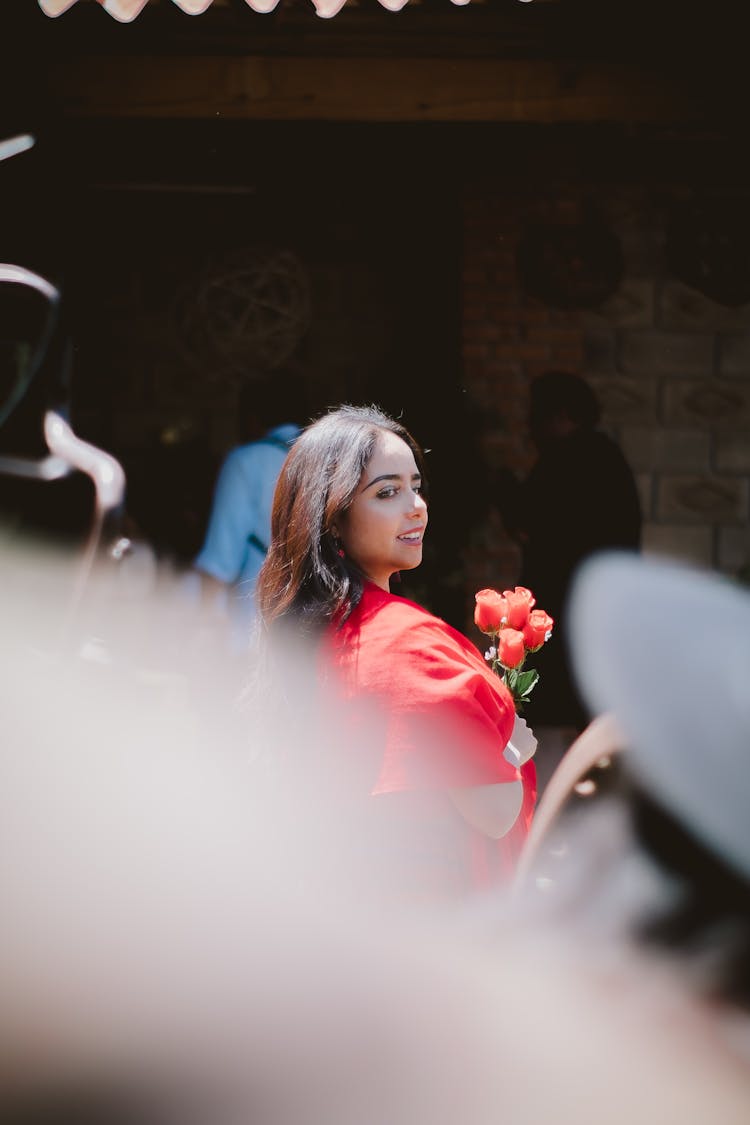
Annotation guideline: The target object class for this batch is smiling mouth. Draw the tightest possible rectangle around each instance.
[397,531,424,543]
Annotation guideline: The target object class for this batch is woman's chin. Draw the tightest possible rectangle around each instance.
[397,553,422,572]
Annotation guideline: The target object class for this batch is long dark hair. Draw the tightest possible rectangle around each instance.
[256,404,426,635]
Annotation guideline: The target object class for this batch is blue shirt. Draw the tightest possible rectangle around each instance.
[195,423,299,628]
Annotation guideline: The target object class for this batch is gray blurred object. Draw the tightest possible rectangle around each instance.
[568,552,750,883]
[513,712,625,890]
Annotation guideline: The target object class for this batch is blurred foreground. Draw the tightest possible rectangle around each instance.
[1,537,748,1124]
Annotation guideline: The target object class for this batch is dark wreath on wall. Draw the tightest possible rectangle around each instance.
[517,195,750,311]
[170,247,312,391]
[666,198,750,308]
[516,208,624,311]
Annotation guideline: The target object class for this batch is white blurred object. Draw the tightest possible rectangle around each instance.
[0,266,126,514]
[38,0,478,19]
[0,261,55,299]
[504,712,538,768]
[0,133,34,163]
[0,257,129,649]
[1,547,750,1122]
[44,409,125,513]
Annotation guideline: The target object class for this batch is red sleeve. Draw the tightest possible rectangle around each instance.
[330,606,520,796]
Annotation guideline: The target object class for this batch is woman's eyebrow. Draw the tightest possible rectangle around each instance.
[361,472,421,492]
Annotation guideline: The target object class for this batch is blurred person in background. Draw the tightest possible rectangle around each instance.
[256,404,537,902]
[194,372,308,650]
[496,371,641,791]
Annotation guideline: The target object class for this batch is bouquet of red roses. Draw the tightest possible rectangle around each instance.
[474,586,553,714]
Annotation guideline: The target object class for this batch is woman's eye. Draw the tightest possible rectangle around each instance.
[377,487,398,499]
[413,484,422,495]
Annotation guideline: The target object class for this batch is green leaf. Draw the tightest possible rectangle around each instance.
[514,669,539,698]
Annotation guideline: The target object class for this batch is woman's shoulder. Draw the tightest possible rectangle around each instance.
[349,585,477,656]
[354,584,442,628]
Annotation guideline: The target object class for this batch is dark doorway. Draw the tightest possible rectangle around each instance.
[4,120,463,611]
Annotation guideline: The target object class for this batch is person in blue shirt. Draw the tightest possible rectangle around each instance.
[194,374,307,648]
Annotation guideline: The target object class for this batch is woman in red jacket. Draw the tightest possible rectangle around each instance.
[256,405,536,900]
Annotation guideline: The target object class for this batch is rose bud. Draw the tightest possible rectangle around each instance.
[474,589,508,634]
[502,586,536,629]
[497,627,525,669]
[523,609,554,652]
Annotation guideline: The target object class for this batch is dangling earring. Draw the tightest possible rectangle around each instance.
[332,532,345,559]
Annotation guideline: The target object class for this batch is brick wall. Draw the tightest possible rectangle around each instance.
[461,181,750,593]
[461,186,584,597]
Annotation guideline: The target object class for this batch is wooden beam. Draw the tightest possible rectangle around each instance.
[47,53,701,123]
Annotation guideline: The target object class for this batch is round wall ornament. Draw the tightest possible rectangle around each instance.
[517,214,623,310]
[666,198,750,307]
[170,247,311,388]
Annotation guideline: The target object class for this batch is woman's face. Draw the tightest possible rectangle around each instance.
[335,429,428,592]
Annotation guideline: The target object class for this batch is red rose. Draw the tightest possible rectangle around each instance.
[502,586,536,629]
[497,627,525,669]
[474,588,509,634]
[523,609,554,652]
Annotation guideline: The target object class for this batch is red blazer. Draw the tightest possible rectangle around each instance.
[320,583,536,898]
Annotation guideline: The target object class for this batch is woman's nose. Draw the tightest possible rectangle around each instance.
[409,491,427,516]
